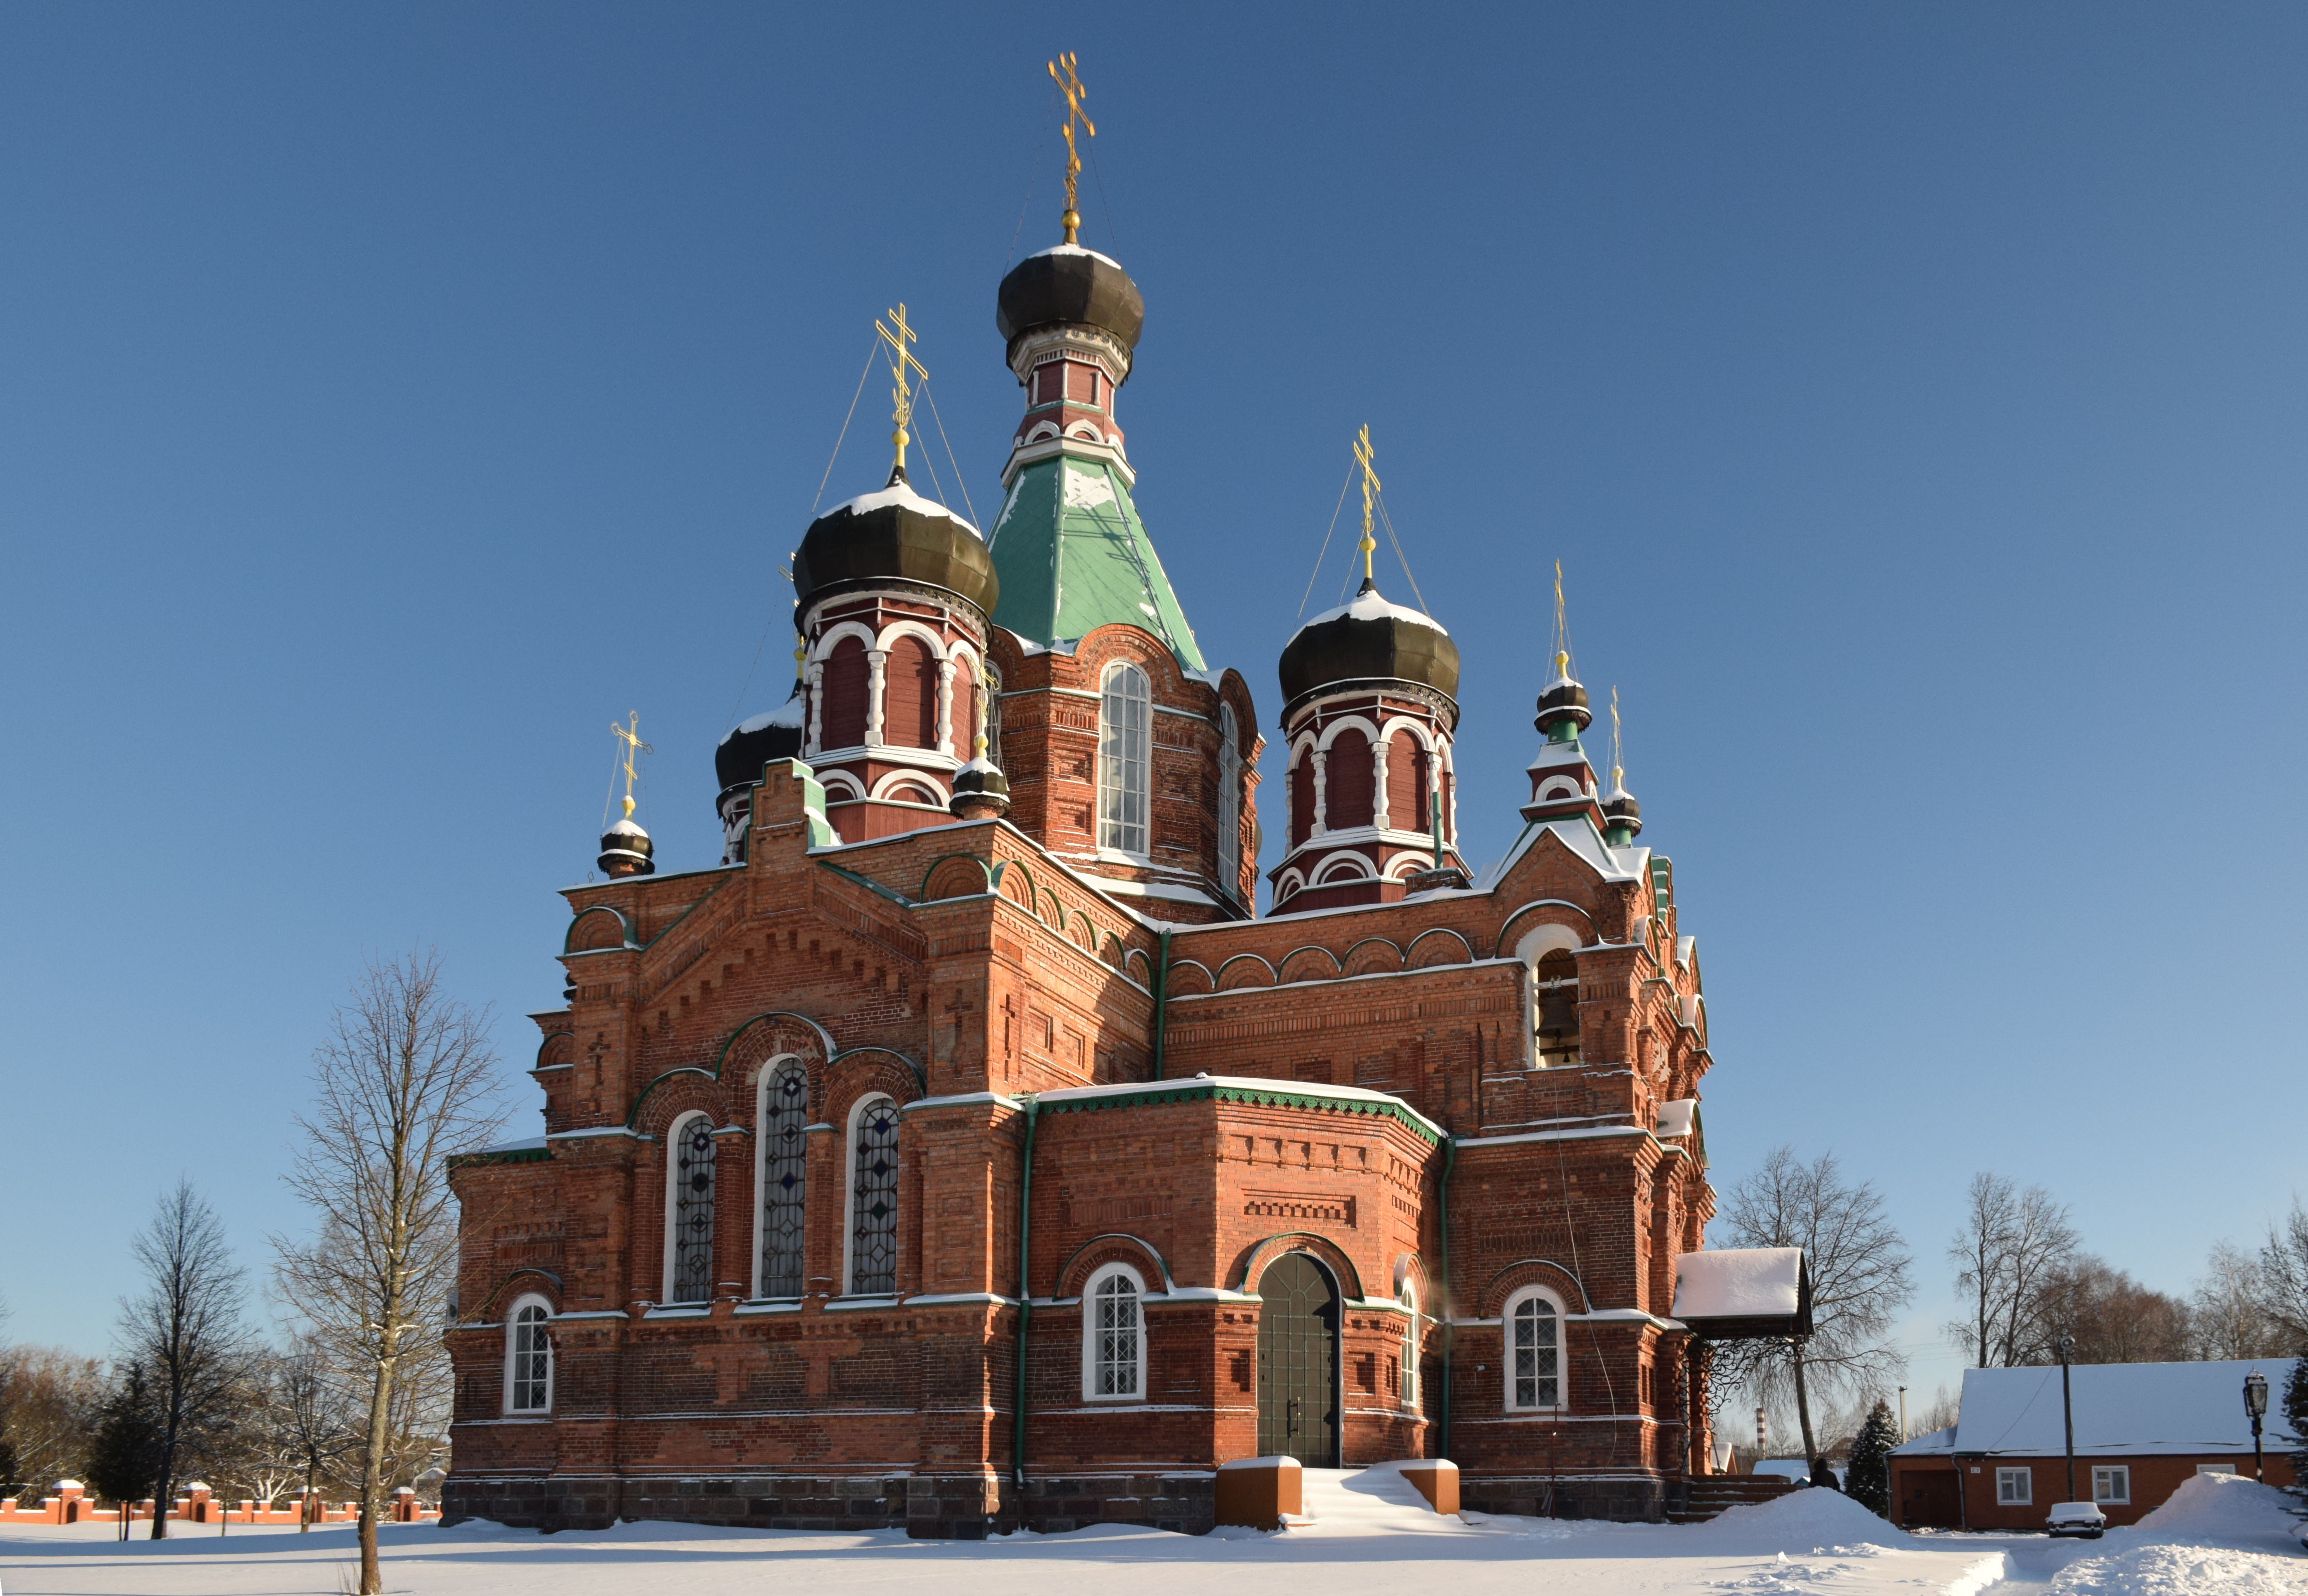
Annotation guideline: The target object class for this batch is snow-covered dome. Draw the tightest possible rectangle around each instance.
[598,814,654,878]
[716,682,805,794]
[996,242,1145,361]
[793,477,997,618]
[1277,580,1460,714]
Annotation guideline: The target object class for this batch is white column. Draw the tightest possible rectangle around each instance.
[805,661,826,757]
[1311,749,1329,835]
[865,649,888,748]
[1372,734,1392,831]
[935,658,956,757]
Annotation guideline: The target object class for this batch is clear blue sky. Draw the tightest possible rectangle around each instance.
[5,5,2303,1415]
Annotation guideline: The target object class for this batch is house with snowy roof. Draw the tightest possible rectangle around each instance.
[1889,1358,2298,1530]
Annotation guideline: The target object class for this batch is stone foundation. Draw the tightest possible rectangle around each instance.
[1461,1472,1670,1523]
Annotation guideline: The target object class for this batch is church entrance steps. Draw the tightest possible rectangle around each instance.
[1663,1475,1802,1524]
[1287,1464,1469,1533]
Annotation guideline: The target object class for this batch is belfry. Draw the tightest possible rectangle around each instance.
[445,62,1794,1538]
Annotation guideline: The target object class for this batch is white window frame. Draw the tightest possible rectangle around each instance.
[2091,1465,2129,1505]
[502,1294,554,1414]
[1400,1282,1420,1411]
[661,1109,717,1306]
[1097,662,1152,858]
[1080,1262,1148,1402]
[841,1092,900,1296]
[1996,1467,2033,1506]
[1216,703,1241,898]
[1503,1285,1566,1412]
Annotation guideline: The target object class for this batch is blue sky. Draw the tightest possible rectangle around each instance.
[4,4,2304,1414]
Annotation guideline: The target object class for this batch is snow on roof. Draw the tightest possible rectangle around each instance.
[1296,587,1448,637]
[1478,815,1646,892]
[1655,1098,1698,1139]
[1527,740,1594,773]
[1892,1424,1957,1456]
[1673,1247,1803,1319]
[603,817,648,838]
[825,481,982,539]
[726,697,804,739]
[1951,1359,2301,1457]
[1026,242,1125,270]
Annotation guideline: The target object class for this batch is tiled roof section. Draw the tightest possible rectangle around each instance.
[987,456,1205,670]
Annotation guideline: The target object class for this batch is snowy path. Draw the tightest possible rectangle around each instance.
[0,1473,2294,1596]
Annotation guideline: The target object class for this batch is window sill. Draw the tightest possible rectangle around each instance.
[1080,1391,1147,1404]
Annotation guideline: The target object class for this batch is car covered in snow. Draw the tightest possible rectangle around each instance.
[2045,1500,2106,1538]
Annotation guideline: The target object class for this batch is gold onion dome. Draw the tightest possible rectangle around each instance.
[1277,578,1461,718]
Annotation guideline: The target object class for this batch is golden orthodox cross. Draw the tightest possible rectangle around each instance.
[1049,53,1095,245]
[1353,424,1381,584]
[611,712,652,820]
[875,303,929,479]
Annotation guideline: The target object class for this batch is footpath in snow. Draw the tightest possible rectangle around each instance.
[0,1468,2297,1596]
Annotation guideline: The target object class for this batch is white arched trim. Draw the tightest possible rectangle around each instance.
[870,769,952,802]
[1064,421,1106,442]
[1378,715,1438,751]
[1275,870,1307,899]
[817,770,868,801]
[1288,728,1321,763]
[1514,924,1584,964]
[503,1293,554,1415]
[872,618,952,660]
[1314,851,1375,883]
[841,1092,901,1296]
[1534,775,1585,803]
[1504,1285,1568,1412]
[810,620,880,661]
[1080,1261,1149,1402]
[1023,420,1062,445]
[661,1109,716,1306]
[1400,1278,1421,1411]
[1385,852,1436,880]
[1313,714,1382,753]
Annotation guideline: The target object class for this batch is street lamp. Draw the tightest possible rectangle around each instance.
[2244,1368,2269,1481]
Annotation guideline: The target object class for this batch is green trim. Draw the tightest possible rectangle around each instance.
[818,861,915,909]
[1234,1231,1367,1301]
[917,852,995,900]
[448,1143,551,1170]
[1038,1080,1442,1147]
[624,1066,715,1130]
[561,906,637,956]
[1052,1231,1178,1294]
[828,1045,928,1098]
[710,1011,838,1080]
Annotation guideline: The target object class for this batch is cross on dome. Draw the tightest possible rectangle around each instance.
[874,303,929,483]
[1049,53,1095,245]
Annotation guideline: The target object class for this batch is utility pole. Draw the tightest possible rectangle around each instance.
[1898,1386,1908,1442]
[2057,1334,2077,1505]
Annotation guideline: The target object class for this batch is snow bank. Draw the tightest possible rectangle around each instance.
[2044,1474,2308,1596]
[2131,1471,2302,1546]
[1698,1484,1900,1545]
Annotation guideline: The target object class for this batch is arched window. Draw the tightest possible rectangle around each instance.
[756,1062,808,1299]
[1098,663,1151,855]
[1216,704,1241,898]
[1505,1287,1564,1411]
[664,1111,717,1304]
[1535,949,1580,1067]
[820,636,869,750]
[983,670,1003,768]
[1326,728,1375,830]
[1387,733,1432,835]
[1082,1263,1146,1400]
[846,1094,900,1295]
[1400,1282,1420,1410]
[883,634,938,749]
[948,655,976,757]
[504,1296,552,1414]
[1289,747,1316,846]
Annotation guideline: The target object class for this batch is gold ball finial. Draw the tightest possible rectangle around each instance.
[1555,650,1570,677]
[621,794,636,819]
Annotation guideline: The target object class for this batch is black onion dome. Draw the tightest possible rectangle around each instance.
[1278,582,1460,713]
[793,480,997,617]
[1535,677,1592,734]
[716,683,805,793]
[996,244,1145,361]
[1602,790,1642,834]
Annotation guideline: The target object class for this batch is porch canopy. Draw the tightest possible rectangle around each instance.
[1672,1246,1812,1340]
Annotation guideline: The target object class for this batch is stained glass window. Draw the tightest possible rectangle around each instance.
[507,1300,551,1413]
[758,1063,808,1298]
[1088,1269,1143,1398]
[848,1095,899,1294]
[668,1112,716,1304]
[1510,1291,1560,1409]
[1098,664,1150,855]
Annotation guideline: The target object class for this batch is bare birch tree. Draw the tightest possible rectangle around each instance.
[2190,1241,2289,1360]
[1715,1147,1913,1461]
[1944,1172,2079,1366]
[119,1181,248,1537]
[2258,1200,2308,1344]
[272,951,506,1594]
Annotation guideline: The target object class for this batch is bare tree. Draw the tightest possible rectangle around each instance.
[2191,1241,2292,1360]
[2258,1200,2308,1344]
[1944,1173,2078,1367]
[0,1345,107,1499]
[274,1341,357,1530]
[1714,1147,1914,1461]
[272,950,506,1594]
[119,1181,248,1536]
[2036,1256,2191,1363]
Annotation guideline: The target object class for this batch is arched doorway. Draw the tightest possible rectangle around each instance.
[1256,1252,1340,1466]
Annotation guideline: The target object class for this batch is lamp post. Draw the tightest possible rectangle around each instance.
[2244,1368,2269,1481]
[2057,1333,2077,1507]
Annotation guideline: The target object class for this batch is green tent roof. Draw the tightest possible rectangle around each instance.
[986,455,1206,671]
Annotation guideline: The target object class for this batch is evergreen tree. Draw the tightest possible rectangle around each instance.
[85,1363,161,1507]
[1846,1397,1897,1517]
[2284,1350,2308,1500]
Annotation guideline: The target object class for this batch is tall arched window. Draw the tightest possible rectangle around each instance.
[1289,747,1316,846]
[1082,1263,1146,1400]
[846,1094,900,1295]
[1400,1282,1420,1410]
[1098,662,1151,855]
[883,634,938,749]
[756,1062,809,1299]
[1326,728,1375,830]
[1216,704,1241,898]
[504,1296,552,1414]
[820,636,870,750]
[1506,1287,1563,1411]
[664,1111,716,1305]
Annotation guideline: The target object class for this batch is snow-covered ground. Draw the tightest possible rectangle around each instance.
[0,1470,2297,1596]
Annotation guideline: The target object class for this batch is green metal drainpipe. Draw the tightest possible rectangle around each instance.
[1439,1133,1457,1459]
[1011,1096,1040,1491]
[1151,928,1171,1079]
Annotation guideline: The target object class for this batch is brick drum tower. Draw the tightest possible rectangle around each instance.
[444,78,1799,1537]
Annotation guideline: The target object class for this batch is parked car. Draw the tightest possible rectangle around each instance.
[2046,1501,2106,1539]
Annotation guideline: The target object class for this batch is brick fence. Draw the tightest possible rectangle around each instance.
[0,1480,439,1527]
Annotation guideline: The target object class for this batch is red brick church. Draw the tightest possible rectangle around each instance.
[443,127,1776,1537]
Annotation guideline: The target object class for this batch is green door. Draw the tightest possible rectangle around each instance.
[1256,1253,1340,1466]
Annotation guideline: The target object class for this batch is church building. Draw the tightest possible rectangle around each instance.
[444,81,1785,1536]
